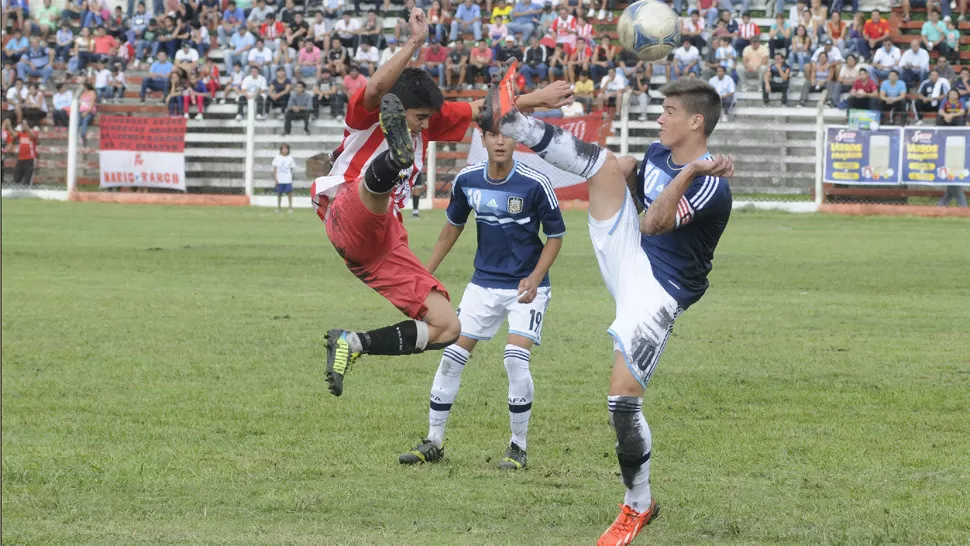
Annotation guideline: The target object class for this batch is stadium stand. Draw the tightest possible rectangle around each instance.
[1,0,967,199]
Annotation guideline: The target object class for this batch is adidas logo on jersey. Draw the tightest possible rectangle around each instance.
[487,199,498,208]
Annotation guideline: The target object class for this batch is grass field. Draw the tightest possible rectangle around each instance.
[2,200,969,545]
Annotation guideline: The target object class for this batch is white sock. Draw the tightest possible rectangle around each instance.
[608,395,652,513]
[504,345,534,451]
[499,110,607,179]
[427,344,470,447]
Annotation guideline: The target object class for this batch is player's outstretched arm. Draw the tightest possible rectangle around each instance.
[517,236,563,303]
[361,7,428,111]
[640,154,734,235]
[426,222,464,275]
[466,80,575,120]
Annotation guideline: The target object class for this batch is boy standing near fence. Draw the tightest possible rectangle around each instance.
[273,143,296,213]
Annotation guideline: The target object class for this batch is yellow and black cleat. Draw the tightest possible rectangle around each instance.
[379,93,414,170]
[399,439,444,465]
[325,328,360,397]
[498,442,527,470]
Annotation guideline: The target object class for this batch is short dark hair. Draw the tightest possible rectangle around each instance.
[389,67,444,112]
[889,69,899,76]
[859,67,868,73]
[659,79,722,136]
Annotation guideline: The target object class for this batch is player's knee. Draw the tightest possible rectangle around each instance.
[428,313,461,348]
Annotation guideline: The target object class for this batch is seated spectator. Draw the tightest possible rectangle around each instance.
[140,51,173,102]
[492,0,513,23]
[451,0,483,42]
[520,36,548,90]
[342,64,368,99]
[21,83,48,127]
[271,40,297,80]
[508,0,541,43]
[671,38,701,81]
[942,17,960,63]
[3,29,29,65]
[427,0,449,44]
[5,78,28,124]
[547,44,567,84]
[902,0,948,23]
[93,60,112,102]
[921,10,951,59]
[259,12,285,52]
[283,80,312,135]
[787,25,812,74]
[51,82,72,128]
[709,65,736,121]
[190,22,211,58]
[616,49,641,80]
[326,35,349,76]
[61,0,86,26]
[379,36,401,67]
[915,69,950,121]
[954,67,970,102]
[175,41,200,74]
[2,0,30,31]
[830,53,859,108]
[862,9,889,59]
[879,69,908,125]
[871,39,901,82]
[226,26,256,75]
[16,37,54,88]
[537,2,556,37]
[321,0,343,33]
[596,66,626,110]
[899,39,929,90]
[825,11,847,53]
[165,72,185,117]
[182,73,207,119]
[767,13,791,58]
[762,52,790,106]
[631,64,652,121]
[236,65,268,121]
[1,61,14,89]
[354,41,380,77]
[109,65,127,103]
[493,35,523,77]
[133,19,158,68]
[152,17,180,61]
[248,38,275,80]
[935,57,956,84]
[312,68,345,119]
[358,10,383,49]
[218,1,247,47]
[199,0,222,30]
[734,12,759,58]
[54,22,74,66]
[334,13,360,51]
[34,0,59,38]
[443,39,468,90]
[846,68,878,111]
[573,71,595,110]
[285,12,309,49]
[738,39,769,92]
[465,38,493,89]
[277,0,298,26]
[221,62,246,104]
[77,82,97,147]
[489,16,510,44]
[247,0,275,33]
[682,10,706,52]
[844,13,867,60]
[83,0,111,29]
[266,66,291,117]
[293,40,321,81]
[310,11,329,49]
[798,51,832,107]
[105,6,126,39]
[811,38,843,73]
[589,36,616,83]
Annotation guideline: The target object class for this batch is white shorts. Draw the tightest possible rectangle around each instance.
[457,282,552,345]
[588,190,682,388]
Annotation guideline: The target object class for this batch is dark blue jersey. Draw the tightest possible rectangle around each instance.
[446,161,567,290]
[636,142,732,309]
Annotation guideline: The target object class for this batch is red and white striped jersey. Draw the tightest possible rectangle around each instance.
[738,22,761,40]
[311,87,473,221]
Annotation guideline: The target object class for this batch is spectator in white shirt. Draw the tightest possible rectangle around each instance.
[93,61,112,103]
[672,39,701,80]
[236,65,268,121]
[174,41,200,73]
[596,67,627,109]
[870,39,901,82]
[899,39,929,89]
[709,65,736,120]
[222,62,246,103]
[272,143,296,212]
[108,66,127,104]
[810,38,843,68]
[51,82,72,127]
[379,36,401,67]
[334,13,361,51]
[353,41,379,76]
[247,38,275,80]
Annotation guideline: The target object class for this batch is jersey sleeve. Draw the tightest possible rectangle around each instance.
[532,176,566,238]
[427,100,473,143]
[678,175,728,228]
[344,86,380,130]
[445,175,472,226]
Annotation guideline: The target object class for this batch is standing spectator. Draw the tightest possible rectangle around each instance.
[899,40,929,90]
[248,38,275,80]
[734,12,760,58]
[937,185,968,207]
[354,41,380,77]
[915,69,950,121]
[221,62,246,103]
[183,73,207,119]
[451,0,483,42]
[218,1,247,47]
[312,68,345,119]
[283,80,312,135]
[831,54,860,108]
[466,39,493,88]
[767,13,790,58]
[861,10,888,60]
[763,52,790,106]
[825,11,847,53]
[51,82,72,128]
[77,82,97,147]
[22,84,48,128]
[341,64,368,99]
[266,66,291,117]
[879,70,908,125]
[797,50,832,107]
[334,13,361,51]
[871,39,901,82]
[272,143,295,212]
[508,0,542,43]
[16,37,54,88]
[671,38,701,81]
[226,26,255,75]
[445,39,470,90]
[738,38,769,91]
[12,123,37,186]
[140,51,173,102]
[175,41,200,74]
[165,72,185,117]
[847,68,878,111]
[709,65,736,121]
[55,22,75,66]
[236,65,268,121]
[0,119,14,173]
[358,10,384,49]
[520,36,548,90]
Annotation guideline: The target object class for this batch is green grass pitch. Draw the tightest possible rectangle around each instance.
[2,200,969,545]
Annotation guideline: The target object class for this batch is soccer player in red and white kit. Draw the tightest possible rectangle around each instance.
[315,8,573,397]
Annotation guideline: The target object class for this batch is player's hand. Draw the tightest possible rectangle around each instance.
[409,7,428,43]
[517,277,538,304]
[689,154,735,179]
[527,80,574,109]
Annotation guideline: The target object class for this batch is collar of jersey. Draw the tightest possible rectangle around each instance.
[484,160,518,185]
[666,151,712,171]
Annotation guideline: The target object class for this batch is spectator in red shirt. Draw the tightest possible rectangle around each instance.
[13,123,38,186]
[421,39,450,86]
[862,10,889,58]
[734,12,761,58]
[848,68,879,110]
[260,13,286,52]
[342,64,368,99]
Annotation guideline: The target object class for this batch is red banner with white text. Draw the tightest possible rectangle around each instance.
[99,116,187,191]
[467,115,611,201]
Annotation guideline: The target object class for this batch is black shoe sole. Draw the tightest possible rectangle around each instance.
[380,93,413,169]
[477,60,517,135]
[324,328,344,397]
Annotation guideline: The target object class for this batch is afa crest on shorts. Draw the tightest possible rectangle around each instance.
[507,196,524,214]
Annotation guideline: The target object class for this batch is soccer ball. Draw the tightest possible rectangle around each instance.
[617,0,682,62]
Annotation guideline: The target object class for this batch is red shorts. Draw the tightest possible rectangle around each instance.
[324,180,449,320]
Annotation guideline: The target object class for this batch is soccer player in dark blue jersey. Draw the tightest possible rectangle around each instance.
[479,66,734,546]
[399,128,566,471]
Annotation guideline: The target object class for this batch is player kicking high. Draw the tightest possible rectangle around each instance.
[479,66,734,545]
[314,10,573,397]
[399,129,566,469]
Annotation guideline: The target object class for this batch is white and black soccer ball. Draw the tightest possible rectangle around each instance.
[617,0,682,62]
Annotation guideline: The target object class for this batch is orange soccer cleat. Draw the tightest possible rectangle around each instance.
[596,500,660,546]
[478,59,519,135]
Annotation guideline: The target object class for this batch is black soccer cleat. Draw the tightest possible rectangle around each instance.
[324,328,360,397]
[498,442,527,470]
[379,93,414,170]
[399,439,444,464]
